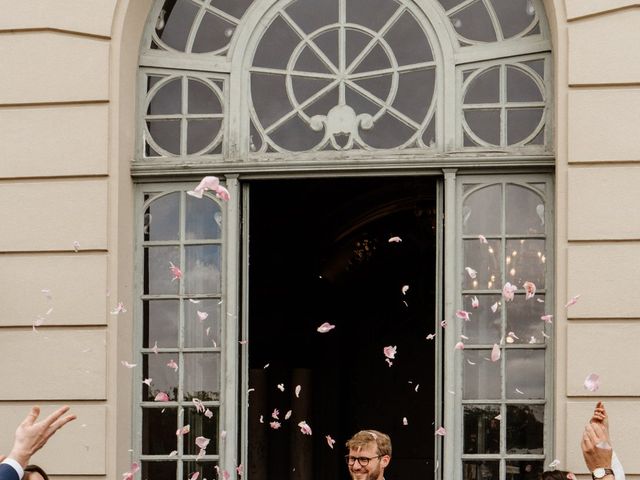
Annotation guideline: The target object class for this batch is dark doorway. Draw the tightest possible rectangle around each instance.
[247,177,439,479]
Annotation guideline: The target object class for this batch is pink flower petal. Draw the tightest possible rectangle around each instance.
[540,314,553,323]
[471,296,479,309]
[523,281,536,299]
[402,417,408,426]
[478,235,488,244]
[502,283,517,301]
[154,391,169,402]
[272,408,279,419]
[167,359,179,372]
[236,464,244,477]
[151,340,159,354]
[285,410,292,420]
[455,310,471,321]
[121,360,137,368]
[295,385,301,398]
[435,426,446,436]
[197,311,208,322]
[189,472,199,480]
[584,373,600,392]
[169,262,183,281]
[565,294,581,308]
[72,240,81,252]
[111,302,127,315]
[195,436,210,449]
[215,185,231,201]
[187,176,220,199]
[464,267,477,279]
[325,435,336,449]
[385,358,393,367]
[490,344,501,362]
[401,285,410,295]
[298,420,312,435]
[169,450,177,457]
[192,398,205,413]
[491,302,499,313]
[383,345,397,359]
[388,236,402,243]
[143,378,152,386]
[277,383,285,392]
[317,322,335,333]
[426,333,436,340]
[176,425,190,436]
[204,408,213,419]
[454,342,465,350]
[270,421,281,429]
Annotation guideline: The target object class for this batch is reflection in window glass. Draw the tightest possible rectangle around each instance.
[506,294,546,344]
[505,460,544,479]
[506,350,544,399]
[143,353,180,401]
[463,350,500,400]
[464,405,500,454]
[506,404,544,454]
[463,461,499,480]
[185,245,221,294]
[183,407,219,455]
[186,195,222,240]
[184,299,221,348]
[184,353,221,401]
[145,192,180,241]
[141,461,176,480]
[462,185,502,235]
[144,246,180,295]
[462,294,501,343]
[506,184,545,235]
[144,300,180,348]
[142,408,178,455]
[505,239,545,288]
[463,239,502,291]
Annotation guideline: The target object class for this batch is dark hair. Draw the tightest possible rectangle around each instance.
[24,465,49,480]
[541,471,574,480]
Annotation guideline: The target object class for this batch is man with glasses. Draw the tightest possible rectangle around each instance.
[345,430,391,480]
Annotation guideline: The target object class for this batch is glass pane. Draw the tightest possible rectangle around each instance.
[392,69,436,123]
[184,245,222,294]
[183,461,219,480]
[462,294,501,344]
[184,353,221,401]
[144,300,179,348]
[269,114,325,151]
[351,42,392,76]
[505,239,546,289]
[463,404,500,454]
[506,350,544,399]
[359,111,416,149]
[506,404,544,453]
[465,67,500,104]
[463,239,502,291]
[186,195,222,240]
[462,184,502,235]
[505,460,544,479]
[187,119,222,154]
[252,16,301,70]
[463,350,500,399]
[148,120,182,155]
[141,461,176,480]
[188,79,221,114]
[184,299,221,348]
[491,0,536,39]
[506,294,546,344]
[183,407,220,455]
[452,1,497,43]
[507,108,544,145]
[286,0,339,35]
[463,460,499,480]
[251,73,291,128]
[347,0,400,32]
[145,192,180,241]
[465,109,501,145]
[144,246,180,295]
[191,11,235,53]
[382,10,433,65]
[507,66,543,102]
[506,184,545,235]
[143,353,180,401]
[156,0,199,51]
[148,78,181,115]
[142,408,178,455]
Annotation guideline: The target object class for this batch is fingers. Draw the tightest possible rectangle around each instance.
[21,406,41,427]
[48,414,77,435]
[41,406,71,429]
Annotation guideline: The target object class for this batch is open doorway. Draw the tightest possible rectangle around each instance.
[246,177,440,479]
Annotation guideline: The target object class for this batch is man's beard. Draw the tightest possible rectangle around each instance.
[349,464,382,480]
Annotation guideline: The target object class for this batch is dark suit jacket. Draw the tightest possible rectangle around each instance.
[0,463,19,480]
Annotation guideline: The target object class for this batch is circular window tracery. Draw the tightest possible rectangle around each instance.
[249,0,438,152]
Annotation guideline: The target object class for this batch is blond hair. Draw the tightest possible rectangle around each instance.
[345,430,392,457]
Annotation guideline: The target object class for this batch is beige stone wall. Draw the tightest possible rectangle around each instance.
[0,0,138,478]
[555,0,640,476]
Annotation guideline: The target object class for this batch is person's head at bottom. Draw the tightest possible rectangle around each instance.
[541,471,576,480]
[345,430,391,480]
[24,465,49,480]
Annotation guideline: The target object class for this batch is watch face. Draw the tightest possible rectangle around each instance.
[593,468,605,478]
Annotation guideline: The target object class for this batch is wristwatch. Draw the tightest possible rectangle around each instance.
[591,467,614,479]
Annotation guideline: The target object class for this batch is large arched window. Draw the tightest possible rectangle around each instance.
[134,1,554,479]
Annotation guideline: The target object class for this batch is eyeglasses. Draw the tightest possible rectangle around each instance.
[345,455,382,466]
